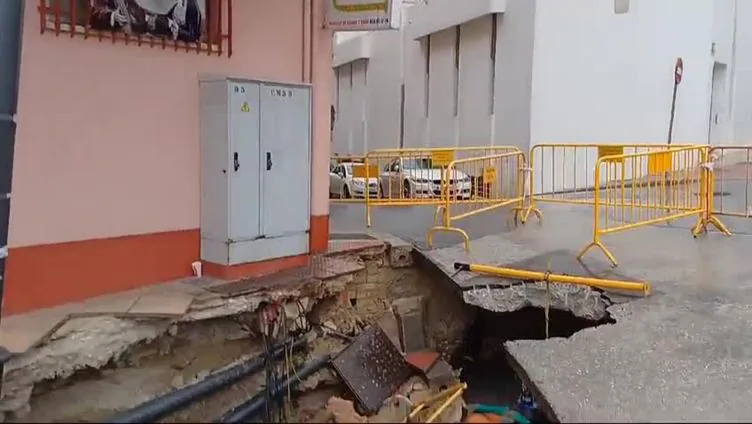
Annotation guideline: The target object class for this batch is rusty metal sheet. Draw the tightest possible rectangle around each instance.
[331,325,414,414]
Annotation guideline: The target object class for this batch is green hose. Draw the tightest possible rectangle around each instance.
[471,404,531,424]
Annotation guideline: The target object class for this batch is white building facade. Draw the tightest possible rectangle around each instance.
[331,0,746,156]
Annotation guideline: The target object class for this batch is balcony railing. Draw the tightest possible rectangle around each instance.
[38,0,233,57]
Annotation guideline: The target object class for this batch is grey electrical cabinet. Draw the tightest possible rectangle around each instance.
[199,76,312,266]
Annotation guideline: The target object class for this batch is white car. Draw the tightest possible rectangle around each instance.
[329,162,379,198]
[379,157,472,199]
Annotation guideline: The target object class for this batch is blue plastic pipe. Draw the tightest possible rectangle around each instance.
[217,354,332,423]
[106,334,310,423]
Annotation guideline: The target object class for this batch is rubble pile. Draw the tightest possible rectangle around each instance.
[297,296,535,424]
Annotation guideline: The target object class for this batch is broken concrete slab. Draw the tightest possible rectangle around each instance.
[397,312,427,353]
[77,290,144,315]
[313,256,367,280]
[367,231,414,268]
[391,296,423,316]
[406,351,439,374]
[407,202,752,422]
[425,359,457,390]
[127,290,195,317]
[0,249,377,420]
[0,316,170,416]
[462,282,611,321]
[327,233,388,258]
[375,310,402,351]
[0,309,72,354]
[418,243,622,320]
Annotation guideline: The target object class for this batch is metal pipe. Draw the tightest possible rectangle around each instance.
[217,354,332,423]
[454,262,651,296]
[425,383,466,423]
[309,0,314,84]
[106,334,311,424]
[301,0,307,82]
[0,0,24,373]
[406,382,466,422]
[0,0,23,321]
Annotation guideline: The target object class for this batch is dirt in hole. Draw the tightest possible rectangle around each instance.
[451,306,615,422]
[17,257,476,423]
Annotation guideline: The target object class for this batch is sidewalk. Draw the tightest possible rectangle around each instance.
[0,238,384,355]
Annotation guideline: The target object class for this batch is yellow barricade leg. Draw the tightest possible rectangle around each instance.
[576,240,618,268]
[520,167,543,224]
[427,151,528,252]
[426,226,471,251]
[578,146,726,267]
[691,165,731,237]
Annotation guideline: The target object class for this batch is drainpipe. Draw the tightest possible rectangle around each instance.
[301,0,307,83]
[729,0,739,141]
[0,0,24,361]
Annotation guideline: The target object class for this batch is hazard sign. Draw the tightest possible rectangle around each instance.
[240,102,250,113]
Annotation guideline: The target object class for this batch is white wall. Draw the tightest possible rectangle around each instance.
[332,59,368,155]
[493,0,536,152]
[333,0,535,153]
[529,0,716,192]
[332,0,744,180]
[365,29,403,151]
[731,0,752,143]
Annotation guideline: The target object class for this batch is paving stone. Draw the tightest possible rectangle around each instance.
[127,290,194,317]
[406,351,440,374]
[397,311,426,353]
[425,360,457,390]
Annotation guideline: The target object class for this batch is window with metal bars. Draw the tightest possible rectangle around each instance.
[38,0,232,57]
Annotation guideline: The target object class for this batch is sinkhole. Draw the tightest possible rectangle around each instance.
[450,306,615,422]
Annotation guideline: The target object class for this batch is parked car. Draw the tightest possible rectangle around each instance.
[329,162,379,198]
[379,157,472,199]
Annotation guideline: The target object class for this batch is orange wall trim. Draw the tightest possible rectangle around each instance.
[202,255,310,281]
[310,214,329,253]
[4,215,329,316]
[4,229,200,316]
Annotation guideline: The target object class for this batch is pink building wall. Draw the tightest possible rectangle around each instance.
[4,0,332,315]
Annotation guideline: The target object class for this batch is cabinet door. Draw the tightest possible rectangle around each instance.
[228,81,261,241]
[260,85,311,238]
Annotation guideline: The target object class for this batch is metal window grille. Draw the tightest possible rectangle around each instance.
[38,0,233,57]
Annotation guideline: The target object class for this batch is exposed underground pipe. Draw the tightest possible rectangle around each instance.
[106,334,312,424]
[217,354,332,423]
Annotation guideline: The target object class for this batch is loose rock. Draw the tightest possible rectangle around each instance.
[327,396,367,424]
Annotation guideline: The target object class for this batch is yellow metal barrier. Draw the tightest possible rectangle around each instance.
[577,146,729,267]
[707,146,752,220]
[405,382,467,423]
[364,146,521,227]
[426,150,541,250]
[521,143,693,222]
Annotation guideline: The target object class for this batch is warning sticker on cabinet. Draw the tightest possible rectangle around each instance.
[240,102,250,113]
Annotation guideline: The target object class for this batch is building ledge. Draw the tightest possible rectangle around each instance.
[333,34,372,68]
[407,0,506,40]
